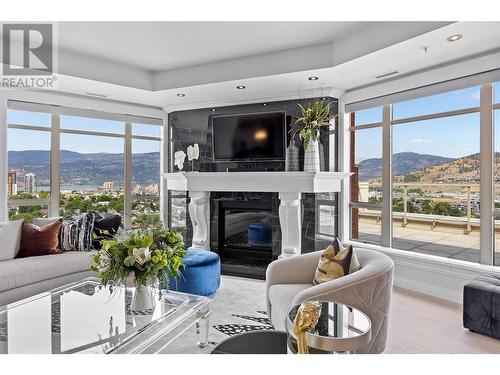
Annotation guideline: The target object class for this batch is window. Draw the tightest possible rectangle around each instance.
[392,112,480,263]
[8,109,51,128]
[7,125,51,222]
[352,106,382,126]
[494,82,500,104]
[6,103,163,229]
[59,133,125,217]
[132,138,161,229]
[350,108,383,245]
[348,83,500,266]
[392,86,480,120]
[60,115,124,134]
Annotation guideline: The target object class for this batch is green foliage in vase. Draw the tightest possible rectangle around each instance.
[90,225,187,289]
[290,100,336,150]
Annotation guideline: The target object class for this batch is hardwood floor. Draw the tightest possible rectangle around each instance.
[385,287,500,354]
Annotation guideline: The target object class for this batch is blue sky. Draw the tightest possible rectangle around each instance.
[7,111,160,154]
[355,84,500,162]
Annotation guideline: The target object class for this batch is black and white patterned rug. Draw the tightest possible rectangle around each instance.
[212,310,274,336]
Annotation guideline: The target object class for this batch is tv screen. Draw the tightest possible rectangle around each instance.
[212,112,286,161]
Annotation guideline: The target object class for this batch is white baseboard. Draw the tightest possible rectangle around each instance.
[348,241,500,304]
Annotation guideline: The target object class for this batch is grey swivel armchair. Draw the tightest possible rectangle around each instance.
[266,247,394,353]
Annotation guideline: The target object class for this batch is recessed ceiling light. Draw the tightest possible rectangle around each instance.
[262,103,268,107]
[308,76,319,81]
[177,93,186,97]
[211,108,217,112]
[236,85,246,90]
[446,34,463,42]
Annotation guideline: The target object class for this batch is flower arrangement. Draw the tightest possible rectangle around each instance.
[290,100,334,149]
[90,225,187,289]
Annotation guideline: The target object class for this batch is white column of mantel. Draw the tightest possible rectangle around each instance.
[188,191,211,249]
[278,192,302,258]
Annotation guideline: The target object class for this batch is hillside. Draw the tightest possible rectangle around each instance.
[8,150,160,186]
[358,152,454,182]
[393,153,484,184]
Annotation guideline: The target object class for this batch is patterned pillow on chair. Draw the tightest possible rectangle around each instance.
[313,243,353,285]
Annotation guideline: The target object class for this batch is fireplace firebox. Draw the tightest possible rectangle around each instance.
[215,198,275,279]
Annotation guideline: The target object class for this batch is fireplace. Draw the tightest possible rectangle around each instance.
[214,195,277,279]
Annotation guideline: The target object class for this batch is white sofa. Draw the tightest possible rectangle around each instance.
[0,252,96,306]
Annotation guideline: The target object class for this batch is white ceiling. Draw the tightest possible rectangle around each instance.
[58,21,360,71]
[5,21,500,109]
[52,21,500,108]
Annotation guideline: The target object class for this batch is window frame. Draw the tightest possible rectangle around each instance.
[6,101,163,230]
[348,83,497,266]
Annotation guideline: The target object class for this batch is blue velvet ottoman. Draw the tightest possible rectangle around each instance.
[463,274,500,339]
[168,249,221,298]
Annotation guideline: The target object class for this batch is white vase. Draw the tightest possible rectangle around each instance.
[124,273,156,312]
[131,284,156,312]
[304,139,321,172]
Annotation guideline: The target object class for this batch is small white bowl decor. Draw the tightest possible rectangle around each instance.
[90,226,186,312]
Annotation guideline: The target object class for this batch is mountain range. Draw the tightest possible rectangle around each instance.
[8,150,160,186]
[358,152,454,182]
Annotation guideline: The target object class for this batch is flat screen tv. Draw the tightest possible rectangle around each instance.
[212,112,286,161]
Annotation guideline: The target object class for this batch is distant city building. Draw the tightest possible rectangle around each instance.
[7,171,17,196]
[15,174,26,194]
[25,173,36,194]
[144,183,159,195]
[132,184,142,194]
[102,181,115,191]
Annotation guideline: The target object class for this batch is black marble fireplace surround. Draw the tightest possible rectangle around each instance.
[168,97,339,279]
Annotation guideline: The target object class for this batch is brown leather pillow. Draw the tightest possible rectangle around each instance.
[16,220,63,258]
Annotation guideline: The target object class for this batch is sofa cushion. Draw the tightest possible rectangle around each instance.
[268,283,312,331]
[0,220,23,261]
[0,251,94,293]
[17,220,63,258]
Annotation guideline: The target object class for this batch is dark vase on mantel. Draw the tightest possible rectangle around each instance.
[285,140,300,172]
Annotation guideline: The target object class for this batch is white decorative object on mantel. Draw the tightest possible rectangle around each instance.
[303,139,321,172]
[162,172,351,257]
[187,143,200,171]
[174,150,187,170]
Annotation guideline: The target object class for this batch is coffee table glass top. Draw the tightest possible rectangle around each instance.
[0,277,209,354]
[287,301,371,352]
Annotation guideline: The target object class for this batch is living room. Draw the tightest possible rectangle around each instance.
[1,1,500,373]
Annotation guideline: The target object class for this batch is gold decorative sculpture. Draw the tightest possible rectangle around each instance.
[293,301,322,354]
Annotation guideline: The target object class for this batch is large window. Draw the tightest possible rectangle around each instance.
[6,103,163,229]
[350,108,383,245]
[132,137,161,229]
[349,84,498,266]
[7,125,51,222]
[392,108,480,263]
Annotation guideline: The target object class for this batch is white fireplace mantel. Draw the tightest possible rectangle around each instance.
[162,171,351,257]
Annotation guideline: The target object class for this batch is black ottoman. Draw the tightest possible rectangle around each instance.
[211,331,288,354]
[463,274,500,339]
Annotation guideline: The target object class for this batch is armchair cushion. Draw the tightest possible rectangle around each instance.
[268,283,312,330]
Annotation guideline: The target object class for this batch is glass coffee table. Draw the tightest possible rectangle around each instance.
[0,277,211,354]
[286,301,371,354]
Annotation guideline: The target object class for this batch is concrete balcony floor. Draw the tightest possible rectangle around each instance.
[353,218,500,266]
